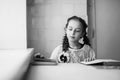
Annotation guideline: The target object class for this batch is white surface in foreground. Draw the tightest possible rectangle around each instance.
[26,63,120,80]
[0,48,34,80]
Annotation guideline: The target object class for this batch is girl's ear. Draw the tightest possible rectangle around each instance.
[64,27,67,32]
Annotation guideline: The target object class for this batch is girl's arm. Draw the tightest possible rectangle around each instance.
[89,48,96,60]
[83,45,96,62]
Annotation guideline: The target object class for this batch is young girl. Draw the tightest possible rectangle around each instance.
[50,16,95,63]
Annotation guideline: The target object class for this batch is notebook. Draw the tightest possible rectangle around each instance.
[31,58,58,65]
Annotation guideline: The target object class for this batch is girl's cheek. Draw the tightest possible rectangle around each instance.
[77,33,82,37]
[66,31,71,36]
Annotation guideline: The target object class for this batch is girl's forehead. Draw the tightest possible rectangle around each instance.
[68,19,82,28]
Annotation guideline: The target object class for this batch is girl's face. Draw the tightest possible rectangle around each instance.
[66,19,83,42]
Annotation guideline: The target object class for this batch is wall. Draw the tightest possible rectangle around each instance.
[27,0,87,58]
[95,0,120,60]
[87,0,97,53]
[0,0,27,49]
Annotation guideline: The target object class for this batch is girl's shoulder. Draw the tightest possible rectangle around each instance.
[54,45,62,51]
[82,44,93,51]
[83,44,95,56]
[52,45,63,55]
[50,45,62,59]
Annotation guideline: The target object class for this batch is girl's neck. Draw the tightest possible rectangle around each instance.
[69,41,82,49]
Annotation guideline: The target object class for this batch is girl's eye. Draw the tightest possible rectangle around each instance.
[75,29,81,32]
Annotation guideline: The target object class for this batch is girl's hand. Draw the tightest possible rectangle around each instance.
[84,57,95,62]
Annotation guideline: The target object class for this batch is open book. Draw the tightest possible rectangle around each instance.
[81,59,120,66]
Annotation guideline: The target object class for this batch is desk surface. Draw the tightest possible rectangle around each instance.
[0,48,34,80]
[26,63,120,80]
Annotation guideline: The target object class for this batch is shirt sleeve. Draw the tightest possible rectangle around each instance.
[89,46,96,60]
[50,45,62,60]
[90,49,96,59]
[83,45,96,62]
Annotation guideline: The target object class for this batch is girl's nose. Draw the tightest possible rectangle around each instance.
[71,30,75,35]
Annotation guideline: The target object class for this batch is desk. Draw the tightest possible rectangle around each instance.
[26,63,120,80]
[0,48,34,80]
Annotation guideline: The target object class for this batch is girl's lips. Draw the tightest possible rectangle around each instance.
[70,36,75,38]
[69,36,75,40]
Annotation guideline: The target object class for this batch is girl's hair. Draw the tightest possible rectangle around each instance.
[62,16,91,52]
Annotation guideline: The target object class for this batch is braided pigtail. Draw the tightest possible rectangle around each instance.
[62,34,69,52]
